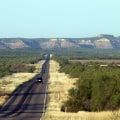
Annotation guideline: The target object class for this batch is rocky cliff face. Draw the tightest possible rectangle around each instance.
[0,34,120,49]
[40,38,79,49]
[94,38,113,48]
[0,38,30,49]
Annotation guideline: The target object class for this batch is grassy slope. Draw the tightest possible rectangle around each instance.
[43,60,120,120]
[0,60,45,105]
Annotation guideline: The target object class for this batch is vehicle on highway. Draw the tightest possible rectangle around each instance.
[36,77,43,83]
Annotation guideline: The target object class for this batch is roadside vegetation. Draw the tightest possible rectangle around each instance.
[0,49,44,77]
[0,60,45,105]
[0,49,45,105]
[53,55,120,112]
[44,59,120,120]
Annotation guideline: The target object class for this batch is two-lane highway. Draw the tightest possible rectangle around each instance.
[0,55,50,120]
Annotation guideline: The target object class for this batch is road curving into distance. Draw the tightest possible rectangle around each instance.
[0,54,50,120]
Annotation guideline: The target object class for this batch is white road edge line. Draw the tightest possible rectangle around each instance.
[40,77,48,120]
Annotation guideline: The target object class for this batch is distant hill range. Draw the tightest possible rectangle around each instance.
[0,34,120,49]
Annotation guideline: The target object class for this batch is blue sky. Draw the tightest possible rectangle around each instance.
[0,0,120,38]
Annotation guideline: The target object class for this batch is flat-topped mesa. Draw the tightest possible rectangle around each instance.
[0,34,120,49]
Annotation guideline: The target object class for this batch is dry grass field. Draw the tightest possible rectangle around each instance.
[43,60,120,120]
[0,60,45,105]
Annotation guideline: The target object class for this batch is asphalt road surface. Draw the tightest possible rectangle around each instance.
[0,55,50,120]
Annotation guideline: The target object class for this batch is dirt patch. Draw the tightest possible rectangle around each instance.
[0,95,9,105]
